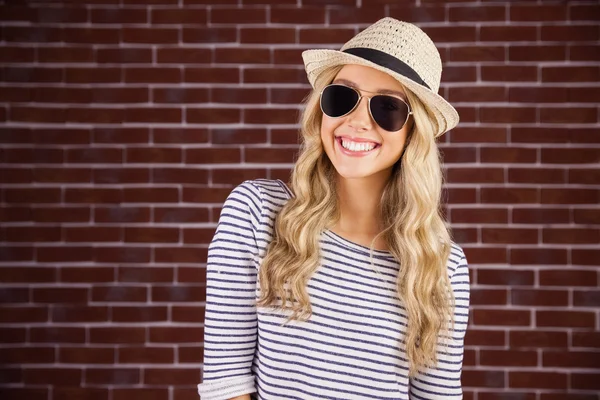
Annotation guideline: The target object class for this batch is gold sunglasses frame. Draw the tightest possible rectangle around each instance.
[319,83,413,132]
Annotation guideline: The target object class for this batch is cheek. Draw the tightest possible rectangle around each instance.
[320,116,339,142]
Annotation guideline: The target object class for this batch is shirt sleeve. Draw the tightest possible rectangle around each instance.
[197,181,262,400]
[409,248,470,399]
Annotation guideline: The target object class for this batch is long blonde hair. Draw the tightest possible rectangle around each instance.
[256,64,455,378]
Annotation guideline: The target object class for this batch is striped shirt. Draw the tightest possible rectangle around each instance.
[197,178,470,400]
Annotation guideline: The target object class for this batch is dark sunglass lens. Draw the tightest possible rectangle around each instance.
[370,95,409,132]
[321,85,359,118]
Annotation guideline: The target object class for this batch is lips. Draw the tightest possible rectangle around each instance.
[335,137,381,155]
[335,135,381,146]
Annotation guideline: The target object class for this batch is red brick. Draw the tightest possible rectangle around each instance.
[154,246,207,263]
[178,345,204,363]
[144,368,201,385]
[512,289,568,306]
[214,48,270,64]
[536,310,595,328]
[124,227,179,243]
[90,327,146,344]
[510,330,568,348]
[481,26,537,42]
[481,188,538,204]
[449,5,505,21]
[509,45,566,61]
[470,289,507,305]
[91,8,147,24]
[542,25,600,41]
[271,7,325,24]
[246,148,298,163]
[212,88,267,104]
[59,347,115,364]
[473,309,531,326]
[124,67,182,83]
[542,189,598,204]
[118,346,174,363]
[92,286,147,302]
[329,6,386,24]
[60,266,114,283]
[187,108,240,124]
[32,287,88,303]
[543,351,600,369]
[94,246,150,264]
[481,147,537,163]
[122,27,178,43]
[540,270,597,286]
[572,332,600,348]
[23,367,81,385]
[0,327,27,343]
[183,228,215,244]
[0,306,48,323]
[149,327,204,343]
[0,346,55,364]
[573,290,600,307]
[183,27,236,43]
[508,168,565,184]
[509,371,567,389]
[480,350,537,367]
[213,7,267,23]
[463,371,506,390]
[186,148,241,164]
[450,46,505,62]
[450,127,507,143]
[152,286,206,302]
[0,388,47,400]
[450,208,508,224]
[510,4,566,21]
[94,207,150,223]
[153,207,209,223]
[478,269,534,286]
[481,228,538,244]
[112,306,168,323]
[51,306,109,323]
[64,226,122,242]
[113,389,169,400]
[510,248,567,265]
[85,368,141,385]
[571,373,600,390]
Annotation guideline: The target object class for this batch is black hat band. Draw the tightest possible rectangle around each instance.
[342,47,431,91]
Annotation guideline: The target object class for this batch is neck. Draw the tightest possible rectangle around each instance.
[334,172,390,234]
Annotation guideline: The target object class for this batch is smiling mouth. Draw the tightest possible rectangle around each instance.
[336,137,381,151]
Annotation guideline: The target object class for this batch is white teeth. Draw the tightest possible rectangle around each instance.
[341,139,376,152]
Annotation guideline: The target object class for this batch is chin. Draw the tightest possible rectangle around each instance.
[332,166,375,180]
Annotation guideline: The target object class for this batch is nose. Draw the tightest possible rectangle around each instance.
[346,96,373,131]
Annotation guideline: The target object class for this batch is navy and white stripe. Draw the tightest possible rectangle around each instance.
[197,179,470,400]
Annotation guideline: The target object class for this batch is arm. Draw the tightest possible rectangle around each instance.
[409,250,470,399]
[197,182,261,400]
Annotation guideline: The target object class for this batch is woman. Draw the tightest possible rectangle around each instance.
[198,18,470,400]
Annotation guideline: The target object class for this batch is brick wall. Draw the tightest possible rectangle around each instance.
[0,1,599,399]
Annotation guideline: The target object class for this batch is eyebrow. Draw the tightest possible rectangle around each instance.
[332,78,407,99]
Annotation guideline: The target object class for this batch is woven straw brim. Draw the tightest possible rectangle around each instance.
[303,49,459,137]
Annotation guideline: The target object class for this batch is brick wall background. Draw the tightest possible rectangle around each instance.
[1,0,599,399]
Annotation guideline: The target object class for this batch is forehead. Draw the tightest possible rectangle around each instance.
[333,64,407,98]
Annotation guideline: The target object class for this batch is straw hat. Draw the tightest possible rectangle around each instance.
[302,17,458,137]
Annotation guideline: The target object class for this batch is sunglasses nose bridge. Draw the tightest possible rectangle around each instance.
[348,93,374,130]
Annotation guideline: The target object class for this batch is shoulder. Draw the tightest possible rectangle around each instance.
[227,178,291,218]
[447,242,469,282]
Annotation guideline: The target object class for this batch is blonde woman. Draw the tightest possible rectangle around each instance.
[198,18,470,400]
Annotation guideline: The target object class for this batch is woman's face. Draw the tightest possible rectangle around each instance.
[320,64,413,181]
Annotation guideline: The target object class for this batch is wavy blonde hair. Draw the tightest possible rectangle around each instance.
[256,64,456,378]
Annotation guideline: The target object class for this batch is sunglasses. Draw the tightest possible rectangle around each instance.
[319,84,413,132]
